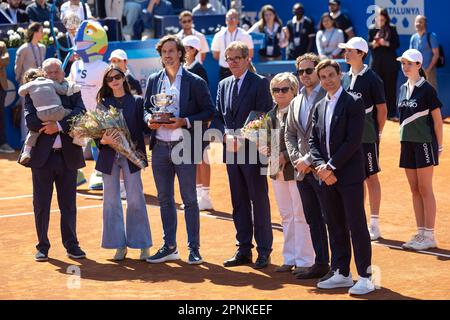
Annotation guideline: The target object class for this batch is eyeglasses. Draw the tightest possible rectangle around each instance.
[181,19,192,24]
[105,74,123,82]
[297,68,315,76]
[272,87,291,94]
[225,56,243,63]
[226,17,238,21]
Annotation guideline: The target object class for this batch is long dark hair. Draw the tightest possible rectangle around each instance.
[25,22,42,43]
[318,13,337,31]
[96,65,131,104]
[258,5,283,32]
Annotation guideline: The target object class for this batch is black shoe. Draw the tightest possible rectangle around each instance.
[254,255,271,269]
[67,247,86,259]
[188,249,203,265]
[296,264,330,280]
[35,251,48,262]
[223,251,252,267]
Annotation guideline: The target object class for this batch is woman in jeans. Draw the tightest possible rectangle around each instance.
[266,73,315,272]
[96,65,152,261]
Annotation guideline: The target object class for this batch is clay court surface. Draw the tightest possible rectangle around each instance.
[1,121,450,300]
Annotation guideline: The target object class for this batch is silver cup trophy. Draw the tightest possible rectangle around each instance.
[149,86,177,124]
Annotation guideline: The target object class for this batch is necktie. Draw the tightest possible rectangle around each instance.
[231,78,239,111]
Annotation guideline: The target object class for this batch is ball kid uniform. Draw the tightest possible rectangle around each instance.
[398,77,442,169]
[342,64,386,176]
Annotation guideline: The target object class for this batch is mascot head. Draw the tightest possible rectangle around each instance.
[74,20,108,63]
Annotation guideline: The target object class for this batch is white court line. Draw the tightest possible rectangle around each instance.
[0,194,33,201]
[1,200,448,259]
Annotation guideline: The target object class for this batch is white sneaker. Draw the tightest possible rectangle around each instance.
[140,248,150,261]
[113,248,127,261]
[408,235,437,251]
[317,269,354,289]
[198,196,213,211]
[369,225,381,241]
[120,182,127,200]
[402,234,423,250]
[349,277,376,295]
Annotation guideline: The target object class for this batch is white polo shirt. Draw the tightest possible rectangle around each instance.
[211,27,254,68]
[176,28,210,63]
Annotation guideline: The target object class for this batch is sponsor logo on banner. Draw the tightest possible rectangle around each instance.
[367,0,424,35]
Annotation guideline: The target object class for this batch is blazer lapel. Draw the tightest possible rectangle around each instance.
[306,88,326,134]
[179,70,190,118]
[295,95,307,136]
[232,72,251,119]
[329,91,346,135]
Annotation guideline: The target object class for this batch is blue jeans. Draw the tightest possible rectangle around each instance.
[101,155,152,249]
[151,141,199,250]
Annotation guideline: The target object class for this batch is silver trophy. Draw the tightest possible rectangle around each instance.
[149,81,177,124]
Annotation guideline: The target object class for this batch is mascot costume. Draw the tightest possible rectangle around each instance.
[69,20,109,190]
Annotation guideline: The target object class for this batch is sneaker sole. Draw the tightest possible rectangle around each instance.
[67,253,86,259]
[146,253,180,263]
[35,257,49,262]
[188,259,204,265]
[349,287,376,295]
[317,281,354,289]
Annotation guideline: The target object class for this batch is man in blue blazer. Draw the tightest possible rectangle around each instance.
[309,59,374,295]
[19,58,86,262]
[143,35,214,265]
[214,41,274,269]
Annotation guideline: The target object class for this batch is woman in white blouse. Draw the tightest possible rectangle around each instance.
[315,12,344,59]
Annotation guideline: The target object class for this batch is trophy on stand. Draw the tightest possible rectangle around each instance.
[149,81,177,124]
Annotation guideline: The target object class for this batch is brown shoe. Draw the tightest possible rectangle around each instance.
[292,266,311,275]
[275,264,294,272]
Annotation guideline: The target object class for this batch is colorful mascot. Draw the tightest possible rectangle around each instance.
[69,20,109,190]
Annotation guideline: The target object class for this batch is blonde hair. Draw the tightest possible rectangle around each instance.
[23,68,44,84]
[270,72,299,96]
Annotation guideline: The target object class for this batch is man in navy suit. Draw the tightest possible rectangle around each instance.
[20,58,86,262]
[309,59,374,295]
[0,0,29,24]
[143,35,214,265]
[214,41,274,269]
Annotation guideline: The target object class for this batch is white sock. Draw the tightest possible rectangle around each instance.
[202,187,210,199]
[370,215,379,228]
[424,229,434,239]
[417,228,425,236]
[196,184,203,198]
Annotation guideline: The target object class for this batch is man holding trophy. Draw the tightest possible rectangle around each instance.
[143,35,215,265]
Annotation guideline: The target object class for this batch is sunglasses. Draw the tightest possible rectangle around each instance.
[106,74,123,82]
[181,19,192,24]
[297,68,315,76]
[272,87,291,94]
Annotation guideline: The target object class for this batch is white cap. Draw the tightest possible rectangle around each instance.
[182,35,201,51]
[338,37,369,54]
[397,49,423,64]
[109,49,128,61]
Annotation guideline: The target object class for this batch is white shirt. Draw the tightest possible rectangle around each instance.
[349,64,369,90]
[155,66,185,142]
[211,27,254,68]
[69,59,109,111]
[299,83,321,130]
[325,86,343,161]
[60,2,92,21]
[176,29,210,63]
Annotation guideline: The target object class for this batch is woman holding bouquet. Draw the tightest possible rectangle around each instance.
[96,66,152,261]
[267,73,314,272]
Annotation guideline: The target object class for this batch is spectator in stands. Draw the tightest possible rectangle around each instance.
[60,0,93,21]
[0,0,29,24]
[230,0,252,31]
[26,0,58,22]
[368,8,400,121]
[192,0,215,16]
[248,5,287,62]
[211,9,254,80]
[108,49,143,96]
[141,0,174,39]
[57,12,81,75]
[176,10,209,63]
[0,40,15,154]
[122,0,143,40]
[410,15,440,91]
[104,0,124,21]
[316,12,344,59]
[327,0,354,41]
[284,3,315,61]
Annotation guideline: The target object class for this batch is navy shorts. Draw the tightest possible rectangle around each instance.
[363,142,380,177]
[400,141,438,169]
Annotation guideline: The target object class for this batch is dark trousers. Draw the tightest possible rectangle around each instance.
[319,182,372,278]
[219,67,232,81]
[0,87,6,145]
[226,163,273,256]
[297,173,330,266]
[373,65,398,118]
[31,151,79,254]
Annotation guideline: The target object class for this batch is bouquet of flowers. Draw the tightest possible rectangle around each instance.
[240,111,271,150]
[69,105,147,169]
